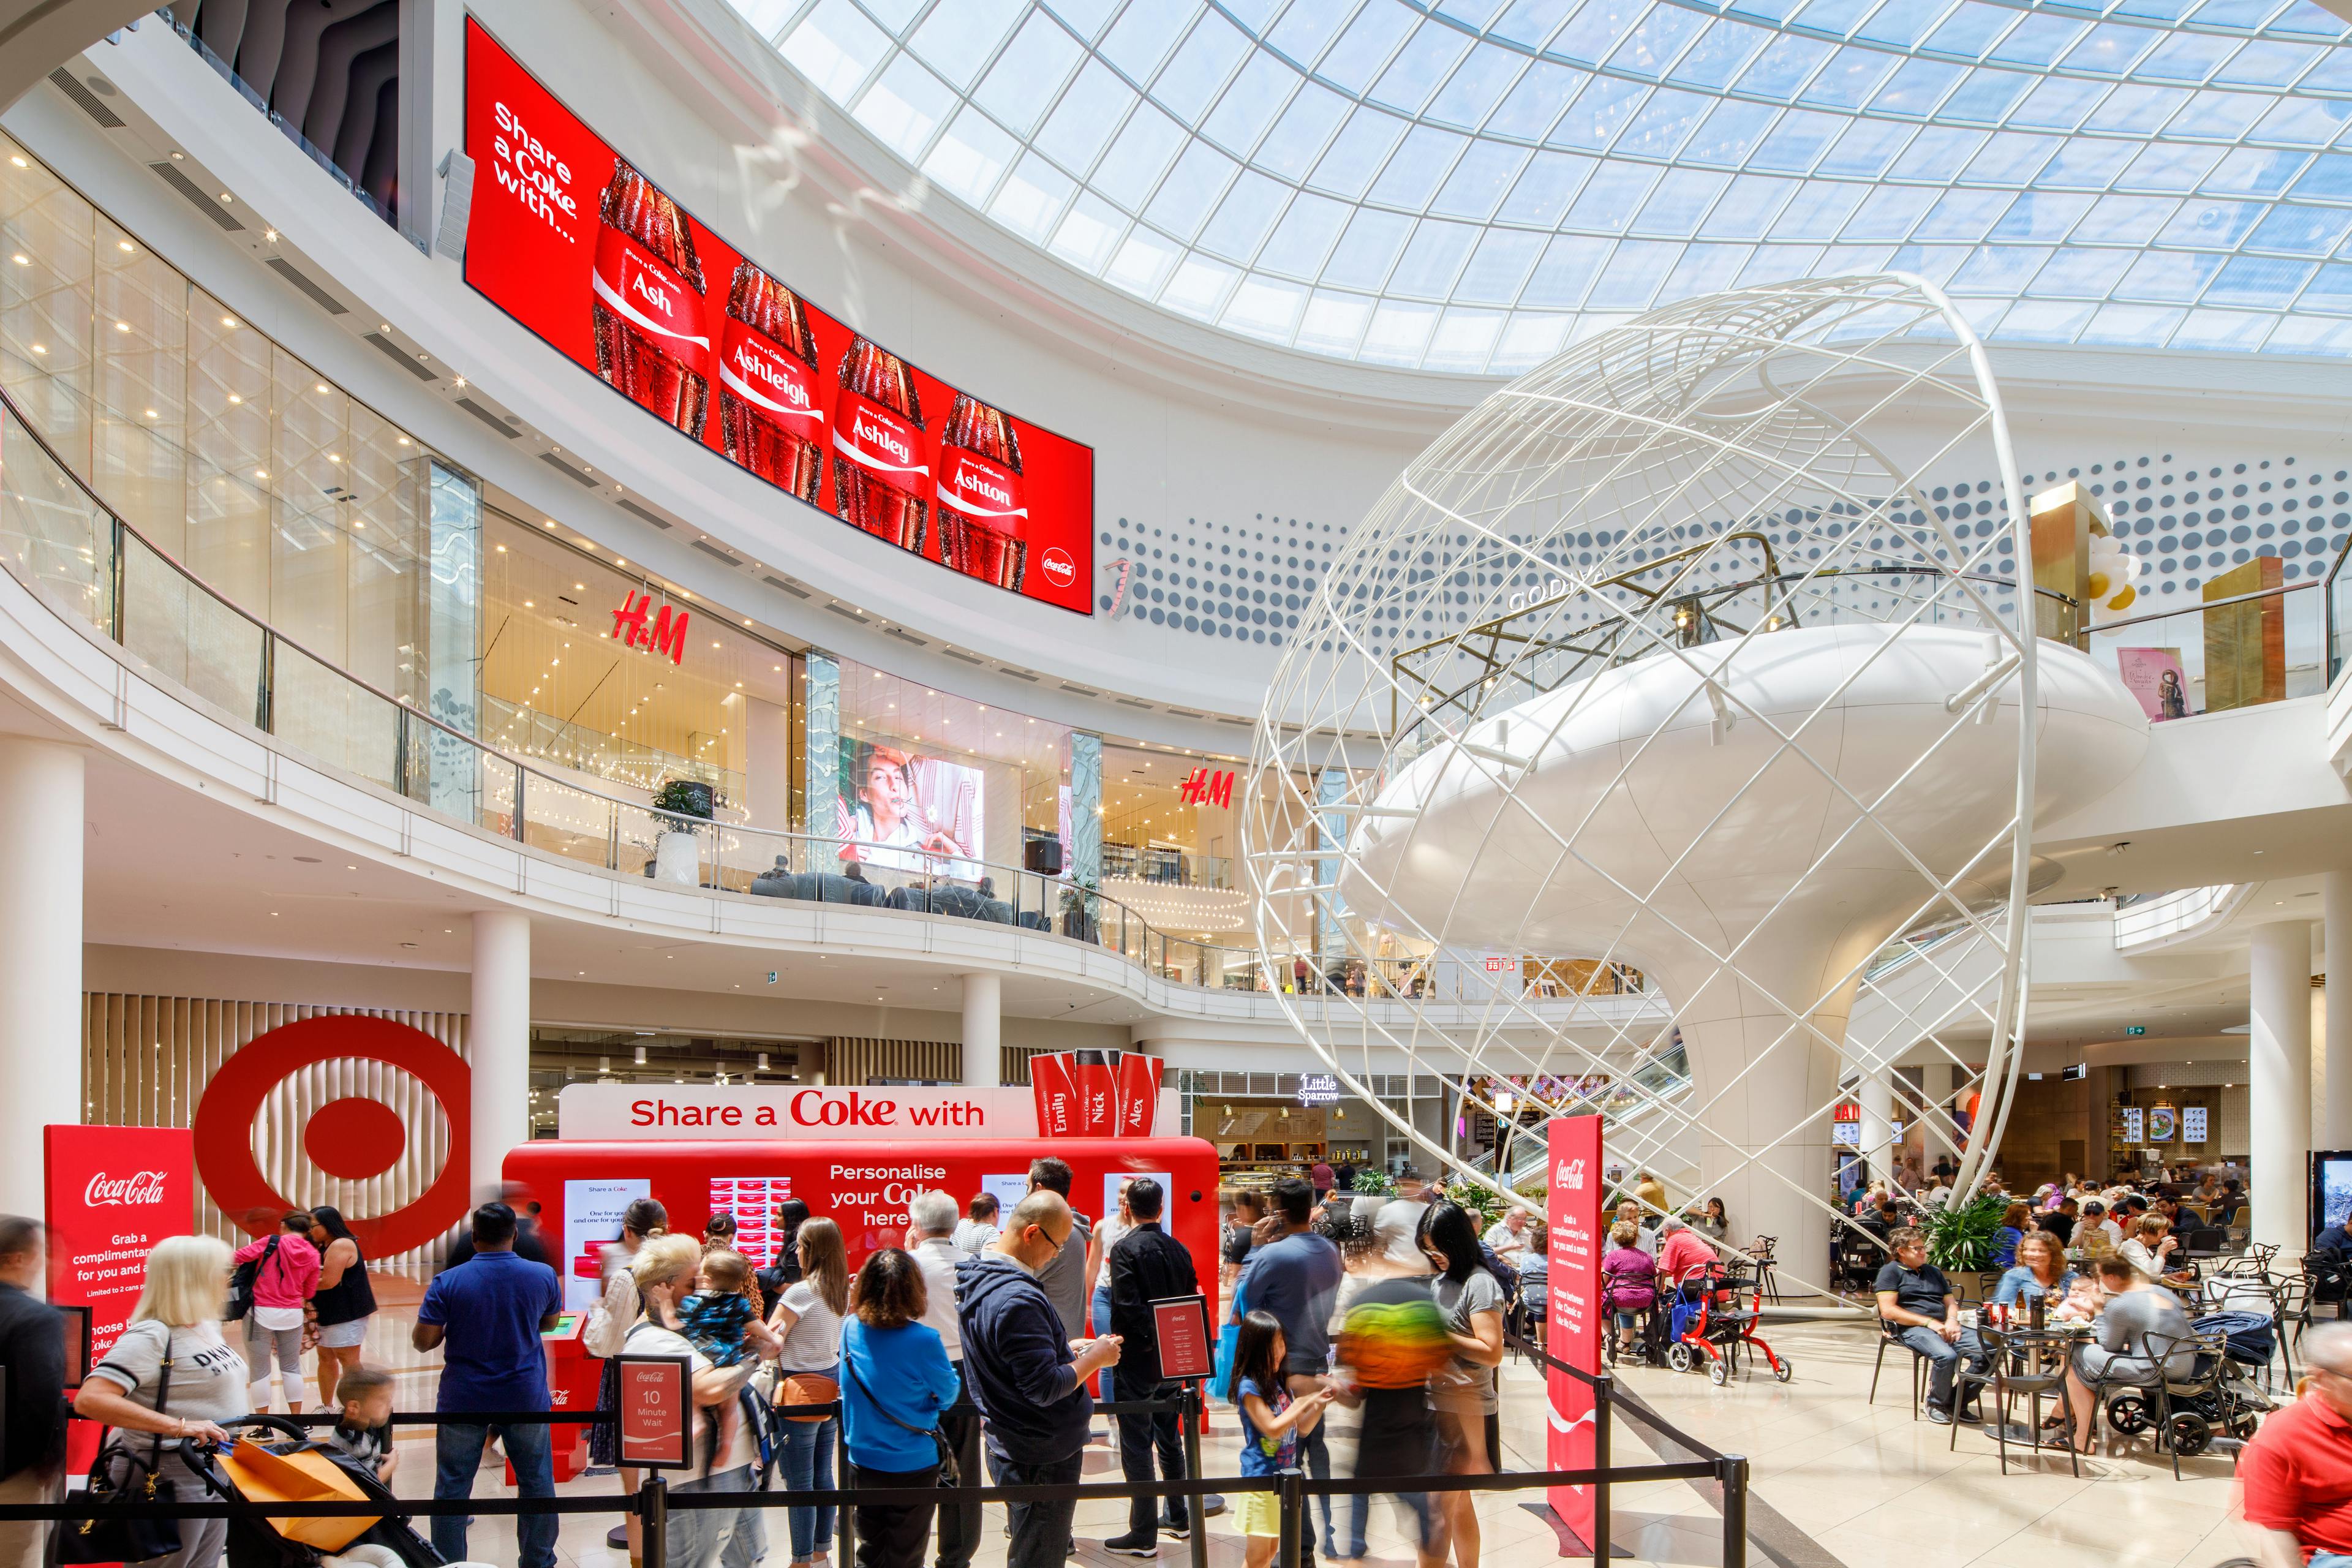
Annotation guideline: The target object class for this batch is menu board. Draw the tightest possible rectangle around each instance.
[710,1175,790,1265]
[2183,1105,2209,1144]
[2117,1106,2145,1144]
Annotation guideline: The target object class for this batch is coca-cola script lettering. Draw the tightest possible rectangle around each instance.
[940,452,1026,521]
[83,1170,168,1207]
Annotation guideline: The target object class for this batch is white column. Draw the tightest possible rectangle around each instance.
[2326,873,2352,1150]
[470,911,532,1196]
[960,973,1000,1088]
[1856,1068,1896,1185]
[0,739,83,1213]
[2252,921,2315,1256]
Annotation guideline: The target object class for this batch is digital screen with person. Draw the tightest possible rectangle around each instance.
[835,739,982,880]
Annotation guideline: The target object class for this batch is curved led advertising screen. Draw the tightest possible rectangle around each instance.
[462,20,1094,614]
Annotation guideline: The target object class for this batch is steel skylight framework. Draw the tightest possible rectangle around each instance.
[725,0,2352,372]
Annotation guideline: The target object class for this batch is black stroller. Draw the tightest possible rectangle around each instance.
[198,1417,443,1568]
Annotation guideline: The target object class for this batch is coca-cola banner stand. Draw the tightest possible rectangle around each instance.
[45,1126,195,1357]
[462,20,1094,613]
[1545,1115,1604,1549]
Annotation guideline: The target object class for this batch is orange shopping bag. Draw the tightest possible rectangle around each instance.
[216,1440,380,1552]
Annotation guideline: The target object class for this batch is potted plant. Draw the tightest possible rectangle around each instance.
[650,777,714,886]
[1919,1191,2007,1275]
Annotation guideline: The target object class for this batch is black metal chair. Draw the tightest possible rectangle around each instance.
[2273,1273,2316,1387]
[1868,1317,1929,1419]
[1748,1235,1779,1303]
[2143,1327,2234,1480]
[1951,1325,2078,1477]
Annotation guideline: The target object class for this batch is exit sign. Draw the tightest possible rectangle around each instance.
[2126,1025,2147,1036]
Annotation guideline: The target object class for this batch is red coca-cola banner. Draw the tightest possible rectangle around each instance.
[44,1125,196,1361]
[1546,1114,1604,1545]
[464,20,1094,614]
[1027,1052,1159,1139]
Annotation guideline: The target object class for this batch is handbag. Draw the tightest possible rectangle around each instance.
[61,1329,185,1565]
[775,1370,839,1425]
[227,1235,280,1324]
[843,1357,958,1485]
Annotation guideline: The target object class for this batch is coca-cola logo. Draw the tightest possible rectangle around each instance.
[853,408,911,464]
[1040,547,1076,587]
[84,1170,167,1207]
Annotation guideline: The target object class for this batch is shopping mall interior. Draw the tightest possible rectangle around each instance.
[9,0,2352,1562]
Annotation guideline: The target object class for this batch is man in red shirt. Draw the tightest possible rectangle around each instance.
[2241,1320,2352,1567]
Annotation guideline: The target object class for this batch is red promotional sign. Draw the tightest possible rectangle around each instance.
[463,20,1095,614]
[1030,1054,1079,1139]
[616,1353,691,1468]
[1071,1050,1117,1136]
[1148,1295,1213,1381]
[44,1126,195,1360]
[1546,1114,1604,1543]
[1114,1053,1158,1138]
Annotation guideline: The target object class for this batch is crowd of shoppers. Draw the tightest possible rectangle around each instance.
[0,1160,1562,1568]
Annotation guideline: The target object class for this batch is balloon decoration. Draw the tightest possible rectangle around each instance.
[2086,517,2141,620]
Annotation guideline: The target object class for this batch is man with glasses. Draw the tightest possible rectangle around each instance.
[2242,1320,2352,1568]
[958,1190,1124,1568]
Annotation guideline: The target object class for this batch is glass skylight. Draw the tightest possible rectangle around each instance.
[725,0,2352,373]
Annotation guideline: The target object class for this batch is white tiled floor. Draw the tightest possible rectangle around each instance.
[256,1306,2268,1568]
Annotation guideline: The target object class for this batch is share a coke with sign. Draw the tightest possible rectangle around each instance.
[462,20,1093,613]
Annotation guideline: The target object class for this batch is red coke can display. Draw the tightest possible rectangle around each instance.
[831,337,928,552]
[935,393,1028,591]
[717,262,826,502]
[592,159,710,434]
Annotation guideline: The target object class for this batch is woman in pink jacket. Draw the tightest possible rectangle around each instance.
[1599,1223,1657,1359]
[232,1211,321,1412]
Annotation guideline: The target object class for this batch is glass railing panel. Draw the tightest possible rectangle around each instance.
[2082,576,2323,718]
[273,639,401,790]
[119,529,263,722]
[521,771,619,872]
[0,408,109,633]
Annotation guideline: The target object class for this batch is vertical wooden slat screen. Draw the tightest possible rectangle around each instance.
[1000,1045,1051,1087]
[824,1037,961,1086]
[81,994,469,1269]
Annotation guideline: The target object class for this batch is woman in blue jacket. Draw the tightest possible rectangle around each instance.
[842,1247,961,1568]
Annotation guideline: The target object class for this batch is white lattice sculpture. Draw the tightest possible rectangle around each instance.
[1246,274,2149,1294]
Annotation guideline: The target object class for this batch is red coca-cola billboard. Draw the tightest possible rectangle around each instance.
[44,1125,196,1360]
[464,20,1094,614]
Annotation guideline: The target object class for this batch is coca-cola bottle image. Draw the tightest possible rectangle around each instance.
[591,158,710,434]
[934,393,1028,592]
[831,336,927,552]
[717,260,825,502]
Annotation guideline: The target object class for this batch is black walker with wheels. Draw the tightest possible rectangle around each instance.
[1664,1261,1792,1385]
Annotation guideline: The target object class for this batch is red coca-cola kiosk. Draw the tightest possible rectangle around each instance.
[505,1063,1218,1381]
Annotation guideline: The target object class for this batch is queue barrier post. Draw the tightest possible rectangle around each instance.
[1275,1468,1303,1568]
[1716,1453,1748,1568]
[638,1472,668,1568]
[836,1412,855,1567]
[1182,1383,1210,1568]
[1592,1371,1613,1566]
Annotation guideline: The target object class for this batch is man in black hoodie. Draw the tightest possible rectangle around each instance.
[957,1191,1125,1568]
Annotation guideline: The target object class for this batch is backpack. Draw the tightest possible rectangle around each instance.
[226,1236,280,1323]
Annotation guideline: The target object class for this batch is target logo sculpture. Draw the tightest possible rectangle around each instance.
[1247,274,2149,1294]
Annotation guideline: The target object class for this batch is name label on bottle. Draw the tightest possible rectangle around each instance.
[592,228,710,374]
[718,323,824,428]
[834,389,928,480]
[937,448,1027,533]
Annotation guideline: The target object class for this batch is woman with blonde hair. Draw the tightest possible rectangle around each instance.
[75,1235,248,1568]
[771,1217,850,1568]
[625,1234,766,1568]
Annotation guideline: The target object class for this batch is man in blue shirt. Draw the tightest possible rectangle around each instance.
[1242,1176,1344,1565]
[413,1201,564,1568]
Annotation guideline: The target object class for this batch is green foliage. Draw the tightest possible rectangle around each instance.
[652,777,714,822]
[1442,1180,1506,1228]
[1348,1168,1395,1198]
[1919,1192,2008,1273]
